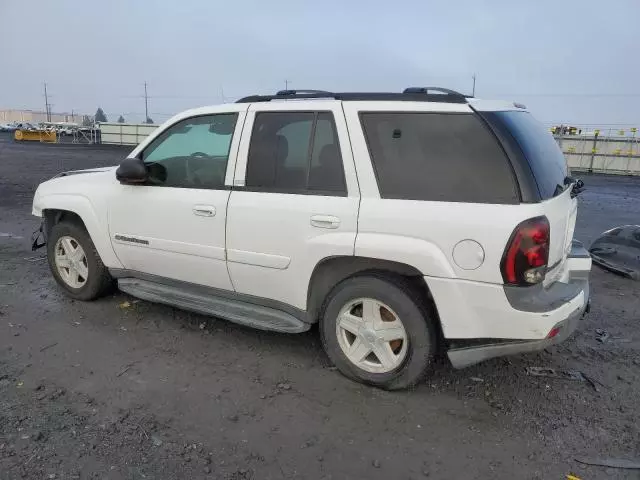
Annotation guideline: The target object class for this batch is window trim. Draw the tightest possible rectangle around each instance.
[358,110,521,204]
[137,112,240,191]
[243,110,348,197]
[233,185,347,197]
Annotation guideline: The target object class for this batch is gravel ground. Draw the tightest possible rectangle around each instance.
[0,133,639,479]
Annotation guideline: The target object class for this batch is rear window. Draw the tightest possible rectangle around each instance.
[483,111,567,200]
[359,112,519,204]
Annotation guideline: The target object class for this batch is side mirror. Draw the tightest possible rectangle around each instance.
[116,157,148,184]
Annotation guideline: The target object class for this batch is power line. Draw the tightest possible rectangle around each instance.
[542,122,639,127]
[114,90,640,101]
[496,93,640,98]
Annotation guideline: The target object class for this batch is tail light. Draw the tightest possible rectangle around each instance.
[501,216,550,286]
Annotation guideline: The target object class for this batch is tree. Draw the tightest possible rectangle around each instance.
[94,107,107,123]
[117,115,125,123]
[145,117,154,124]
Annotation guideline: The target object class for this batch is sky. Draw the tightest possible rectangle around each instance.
[1,0,639,126]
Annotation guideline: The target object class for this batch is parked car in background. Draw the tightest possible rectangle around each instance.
[39,123,57,132]
[38,122,78,136]
[0,122,19,132]
[31,87,591,390]
[54,122,78,136]
[13,122,36,131]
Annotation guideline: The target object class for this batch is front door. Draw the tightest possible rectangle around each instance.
[108,109,245,290]
[226,102,360,311]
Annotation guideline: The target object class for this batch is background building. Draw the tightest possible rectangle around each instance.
[0,109,83,124]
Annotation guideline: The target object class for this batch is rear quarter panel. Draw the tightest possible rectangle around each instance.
[342,101,546,283]
[356,199,544,283]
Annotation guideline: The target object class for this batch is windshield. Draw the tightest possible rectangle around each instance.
[486,111,567,199]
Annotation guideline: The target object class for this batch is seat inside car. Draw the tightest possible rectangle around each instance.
[308,143,344,192]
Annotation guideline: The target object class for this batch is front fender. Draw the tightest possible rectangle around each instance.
[35,193,123,269]
[354,233,456,278]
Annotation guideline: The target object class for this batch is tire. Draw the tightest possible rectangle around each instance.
[320,275,436,390]
[47,220,113,301]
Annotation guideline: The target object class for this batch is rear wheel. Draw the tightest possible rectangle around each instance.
[320,275,435,390]
[47,221,113,300]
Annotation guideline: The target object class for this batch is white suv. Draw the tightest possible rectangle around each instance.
[32,88,591,390]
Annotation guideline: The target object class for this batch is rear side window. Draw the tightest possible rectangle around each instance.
[483,111,567,200]
[246,111,346,195]
[360,113,519,204]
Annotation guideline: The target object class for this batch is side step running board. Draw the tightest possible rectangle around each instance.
[117,278,309,334]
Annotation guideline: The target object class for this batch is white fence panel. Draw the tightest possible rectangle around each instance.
[98,123,158,146]
[557,134,640,176]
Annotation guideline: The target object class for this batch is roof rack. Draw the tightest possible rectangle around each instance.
[275,89,334,96]
[403,87,472,99]
[235,88,469,104]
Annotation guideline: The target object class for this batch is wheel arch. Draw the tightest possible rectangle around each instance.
[44,209,85,237]
[40,196,122,268]
[307,256,440,327]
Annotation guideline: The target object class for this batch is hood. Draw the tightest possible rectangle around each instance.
[36,166,117,196]
[52,167,115,178]
[32,166,118,217]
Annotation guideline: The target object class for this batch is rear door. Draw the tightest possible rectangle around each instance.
[226,100,360,311]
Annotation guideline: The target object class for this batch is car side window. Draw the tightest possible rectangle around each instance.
[245,111,346,195]
[360,112,519,204]
[140,113,238,189]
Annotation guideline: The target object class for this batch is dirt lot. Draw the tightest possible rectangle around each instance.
[1,133,639,479]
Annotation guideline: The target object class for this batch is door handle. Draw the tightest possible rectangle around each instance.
[310,215,340,229]
[193,205,216,217]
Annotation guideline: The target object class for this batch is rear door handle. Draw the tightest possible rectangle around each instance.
[193,205,216,217]
[310,215,340,229]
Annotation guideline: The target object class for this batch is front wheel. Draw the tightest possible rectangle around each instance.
[47,221,113,300]
[320,275,436,390]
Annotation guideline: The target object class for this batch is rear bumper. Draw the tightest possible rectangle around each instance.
[429,240,591,368]
[447,283,589,368]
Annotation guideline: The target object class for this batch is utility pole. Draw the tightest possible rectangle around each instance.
[44,82,51,122]
[472,74,476,97]
[284,79,290,91]
[144,81,149,123]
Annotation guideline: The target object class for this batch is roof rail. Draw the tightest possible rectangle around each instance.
[275,89,334,96]
[236,90,337,103]
[403,87,472,99]
[236,88,468,104]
